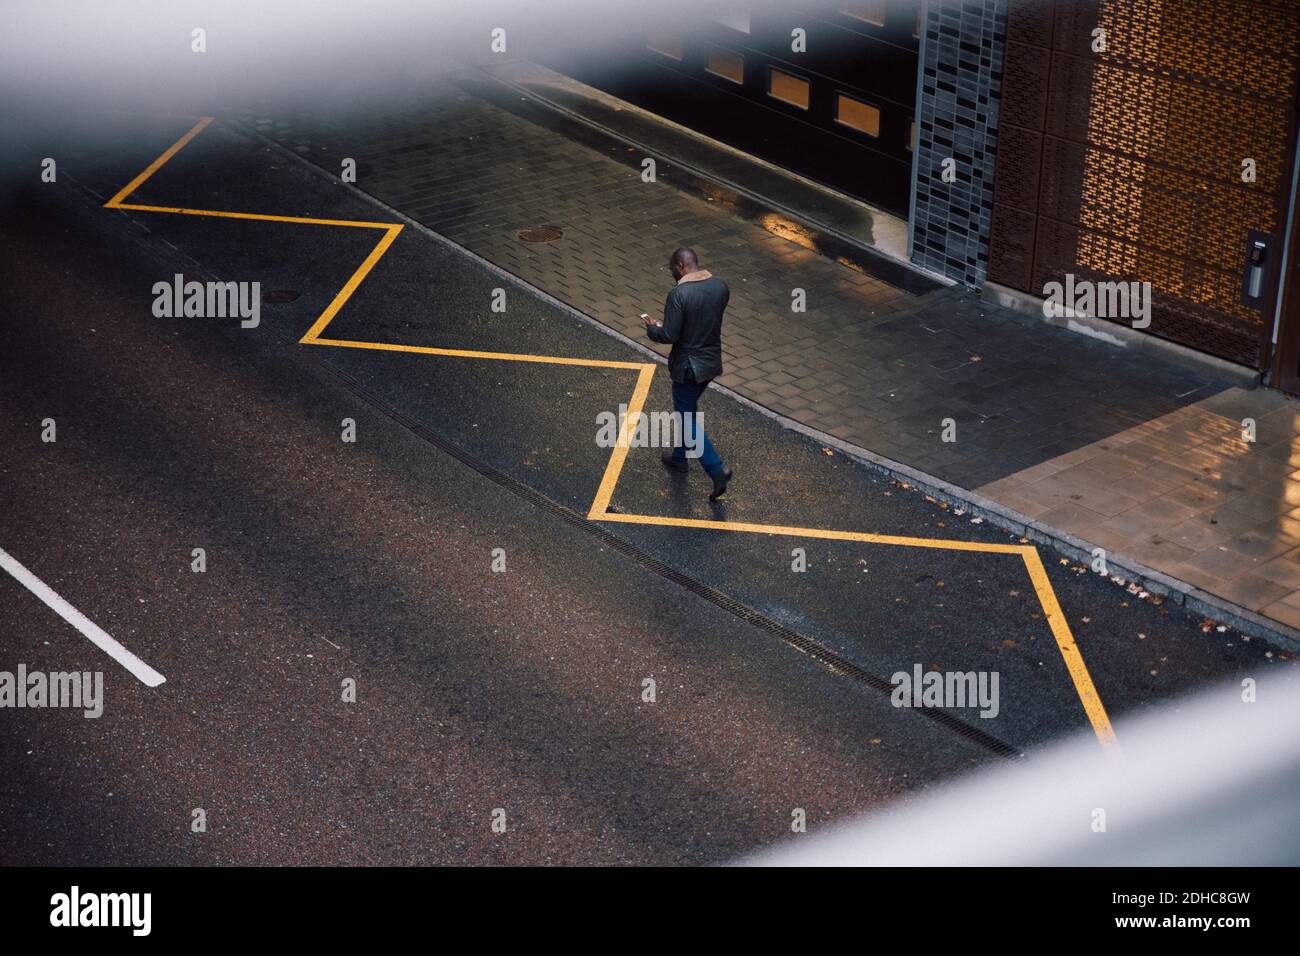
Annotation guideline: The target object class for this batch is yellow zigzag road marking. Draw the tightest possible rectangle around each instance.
[106,116,1117,749]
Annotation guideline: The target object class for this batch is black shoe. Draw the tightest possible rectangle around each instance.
[709,467,733,501]
[661,453,689,474]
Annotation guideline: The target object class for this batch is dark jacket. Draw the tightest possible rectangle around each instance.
[647,272,729,384]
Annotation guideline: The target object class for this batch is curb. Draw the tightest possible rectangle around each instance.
[235,116,1300,657]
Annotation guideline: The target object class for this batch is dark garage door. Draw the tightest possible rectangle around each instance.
[545,2,923,218]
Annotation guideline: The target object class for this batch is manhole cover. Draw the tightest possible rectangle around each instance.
[517,226,564,243]
[262,290,300,304]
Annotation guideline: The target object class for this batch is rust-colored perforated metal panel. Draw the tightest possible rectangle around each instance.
[1055,0,1300,101]
[993,123,1043,212]
[1006,0,1055,48]
[1038,135,1282,274]
[1032,218,1267,366]
[998,41,1051,132]
[988,203,1038,290]
[1045,57,1293,195]
[988,0,1300,369]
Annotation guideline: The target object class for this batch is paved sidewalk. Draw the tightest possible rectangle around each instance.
[980,387,1300,629]
[231,68,1300,638]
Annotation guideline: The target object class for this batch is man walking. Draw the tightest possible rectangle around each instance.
[643,247,733,500]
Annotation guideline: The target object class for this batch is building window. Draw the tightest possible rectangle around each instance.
[835,94,881,137]
[908,118,916,150]
[768,68,810,109]
[647,34,684,60]
[841,1,887,27]
[708,7,751,34]
[706,47,745,84]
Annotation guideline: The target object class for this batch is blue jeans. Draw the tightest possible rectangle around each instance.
[671,374,724,478]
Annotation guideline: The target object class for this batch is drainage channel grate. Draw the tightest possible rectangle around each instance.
[304,350,1022,759]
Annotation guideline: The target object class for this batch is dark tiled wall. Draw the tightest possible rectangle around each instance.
[909,0,1009,286]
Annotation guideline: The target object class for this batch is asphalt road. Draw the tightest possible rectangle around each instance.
[0,113,1293,865]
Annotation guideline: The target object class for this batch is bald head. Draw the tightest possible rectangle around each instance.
[669,247,699,279]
